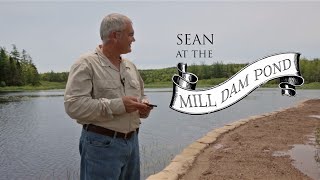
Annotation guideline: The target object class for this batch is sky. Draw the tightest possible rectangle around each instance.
[0,1,320,73]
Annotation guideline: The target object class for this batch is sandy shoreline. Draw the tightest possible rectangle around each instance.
[147,99,320,180]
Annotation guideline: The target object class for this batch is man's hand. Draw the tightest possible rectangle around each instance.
[122,96,149,113]
[139,98,153,118]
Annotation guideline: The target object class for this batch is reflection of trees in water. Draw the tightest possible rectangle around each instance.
[0,94,63,103]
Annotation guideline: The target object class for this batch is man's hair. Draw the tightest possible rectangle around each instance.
[100,13,132,44]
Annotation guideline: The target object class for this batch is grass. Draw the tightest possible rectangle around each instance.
[145,80,320,89]
[145,81,172,88]
[1,80,320,92]
[145,78,228,88]
[0,81,66,92]
[298,82,320,89]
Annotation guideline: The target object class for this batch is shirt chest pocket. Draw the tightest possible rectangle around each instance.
[126,79,141,97]
[94,80,122,99]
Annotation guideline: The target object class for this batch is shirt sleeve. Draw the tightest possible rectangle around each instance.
[136,66,151,119]
[64,61,126,124]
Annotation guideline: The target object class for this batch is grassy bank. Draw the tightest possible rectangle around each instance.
[1,81,320,92]
[145,80,320,89]
[145,78,228,88]
[0,81,66,92]
[298,82,320,89]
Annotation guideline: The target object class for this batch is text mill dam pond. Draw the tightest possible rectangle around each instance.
[0,88,319,179]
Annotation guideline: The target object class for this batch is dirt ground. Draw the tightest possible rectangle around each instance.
[181,99,320,180]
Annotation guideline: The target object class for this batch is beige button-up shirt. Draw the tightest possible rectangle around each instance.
[64,46,145,133]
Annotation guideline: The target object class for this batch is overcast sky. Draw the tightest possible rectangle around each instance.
[0,1,319,73]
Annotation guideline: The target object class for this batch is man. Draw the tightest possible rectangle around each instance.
[64,13,153,180]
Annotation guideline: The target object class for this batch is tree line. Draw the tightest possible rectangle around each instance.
[139,58,320,84]
[40,71,69,82]
[1,45,319,86]
[0,45,40,87]
[138,62,254,84]
[299,58,320,83]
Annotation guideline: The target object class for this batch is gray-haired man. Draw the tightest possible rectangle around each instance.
[64,13,153,180]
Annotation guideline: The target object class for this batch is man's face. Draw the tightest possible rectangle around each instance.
[116,22,135,54]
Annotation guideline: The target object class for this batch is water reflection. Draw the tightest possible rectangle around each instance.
[0,90,65,103]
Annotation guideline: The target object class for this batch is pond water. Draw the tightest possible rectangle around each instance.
[0,88,319,179]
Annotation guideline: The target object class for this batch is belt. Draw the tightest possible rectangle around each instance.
[83,124,139,140]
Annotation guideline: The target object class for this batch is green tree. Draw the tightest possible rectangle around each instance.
[8,56,17,85]
[10,44,20,61]
[15,60,23,85]
[0,48,9,86]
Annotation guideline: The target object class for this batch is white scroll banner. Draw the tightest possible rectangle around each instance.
[170,53,304,115]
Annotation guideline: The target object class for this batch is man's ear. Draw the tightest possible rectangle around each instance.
[108,31,118,41]
[115,31,121,39]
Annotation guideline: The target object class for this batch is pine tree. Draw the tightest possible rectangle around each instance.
[10,44,20,61]
[20,49,30,85]
[8,56,17,86]
[0,48,9,86]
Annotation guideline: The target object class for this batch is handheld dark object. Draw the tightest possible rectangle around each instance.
[146,103,157,107]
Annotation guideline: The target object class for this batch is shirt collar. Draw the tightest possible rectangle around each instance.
[95,46,113,67]
[95,46,130,69]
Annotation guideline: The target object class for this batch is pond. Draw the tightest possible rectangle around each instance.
[0,88,319,179]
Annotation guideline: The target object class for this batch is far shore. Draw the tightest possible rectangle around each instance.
[0,81,320,92]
